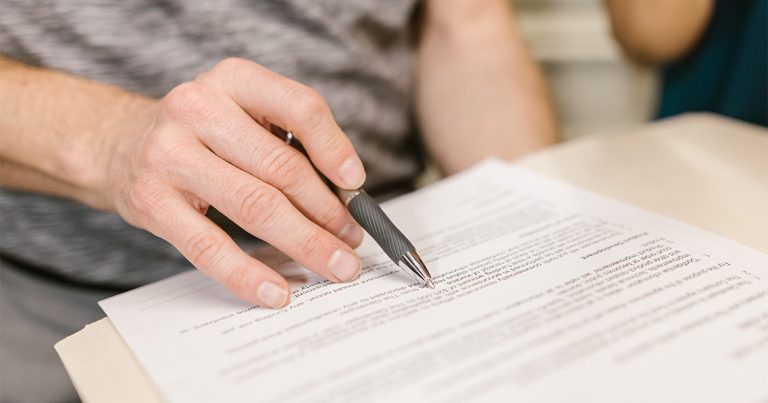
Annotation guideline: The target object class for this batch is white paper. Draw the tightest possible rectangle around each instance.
[100,160,768,403]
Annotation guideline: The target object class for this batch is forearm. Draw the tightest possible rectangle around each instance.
[416,0,557,175]
[0,158,83,197]
[0,56,154,208]
[604,0,713,64]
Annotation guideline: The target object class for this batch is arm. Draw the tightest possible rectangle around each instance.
[604,0,714,64]
[0,57,153,208]
[0,55,368,308]
[416,0,557,175]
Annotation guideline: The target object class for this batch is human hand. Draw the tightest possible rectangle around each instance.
[95,58,366,308]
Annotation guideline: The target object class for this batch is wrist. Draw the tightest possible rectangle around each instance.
[84,90,158,210]
[0,61,158,210]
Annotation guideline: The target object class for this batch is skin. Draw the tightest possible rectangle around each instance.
[417,0,557,174]
[0,0,556,308]
[1,56,367,309]
[604,0,715,64]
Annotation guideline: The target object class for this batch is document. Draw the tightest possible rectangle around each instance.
[100,160,768,403]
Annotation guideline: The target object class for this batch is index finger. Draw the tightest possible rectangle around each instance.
[146,193,290,309]
[203,58,366,190]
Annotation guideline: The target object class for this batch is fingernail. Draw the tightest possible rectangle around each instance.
[257,281,289,309]
[328,248,360,282]
[338,220,364,248]
[339,157,366,189]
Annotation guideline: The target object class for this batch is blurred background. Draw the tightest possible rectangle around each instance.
[515,0,657,139]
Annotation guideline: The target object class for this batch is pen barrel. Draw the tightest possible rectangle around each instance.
[346,190,414,263]
[276,129,415,264]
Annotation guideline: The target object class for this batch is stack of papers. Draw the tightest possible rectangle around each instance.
[100,160,768,402]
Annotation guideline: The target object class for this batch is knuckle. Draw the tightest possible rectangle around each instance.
[222,264,252,295]
[299,231,328,259]
[211,57,260,87]
[262,147,305,188]
[209,57,266,97]
[316,202,346,229]
[318,128,347,153]
[162,82,209,119]
[235,185,283,226]
[215,57,250,74]
[126,180,168,215]
[288,87,328,129]
[184,231,223,269]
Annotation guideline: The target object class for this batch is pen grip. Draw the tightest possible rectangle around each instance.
[274,128,413,263]
[347,191,414,263]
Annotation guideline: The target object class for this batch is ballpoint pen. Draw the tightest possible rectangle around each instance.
[275,129,434,288]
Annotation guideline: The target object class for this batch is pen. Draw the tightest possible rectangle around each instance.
[274,129,434,288]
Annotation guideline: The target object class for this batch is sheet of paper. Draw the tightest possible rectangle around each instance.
[100,160,768,403]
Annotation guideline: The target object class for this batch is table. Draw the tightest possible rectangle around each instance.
[54,113,768,402]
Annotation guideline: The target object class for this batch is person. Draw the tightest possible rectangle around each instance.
[604,0,767,126]
[0,1,556,401]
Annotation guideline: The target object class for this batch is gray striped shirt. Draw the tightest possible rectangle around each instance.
[0,0,422,286]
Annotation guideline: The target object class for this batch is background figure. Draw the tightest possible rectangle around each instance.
[605,0,767,126]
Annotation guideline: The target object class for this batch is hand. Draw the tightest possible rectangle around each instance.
[96,58,366,308]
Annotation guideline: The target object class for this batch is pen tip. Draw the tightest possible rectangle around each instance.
[425,279,435,289]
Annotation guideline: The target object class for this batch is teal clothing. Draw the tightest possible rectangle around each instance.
[658,0,767,126]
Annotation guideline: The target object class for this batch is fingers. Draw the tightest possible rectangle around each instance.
[176,146,362,284]
[165,84,363,247]
[201,57,366,190]
[146,193,291,309]
[143,61,367,308]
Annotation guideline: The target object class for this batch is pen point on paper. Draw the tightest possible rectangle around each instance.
[425,279,435,289]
